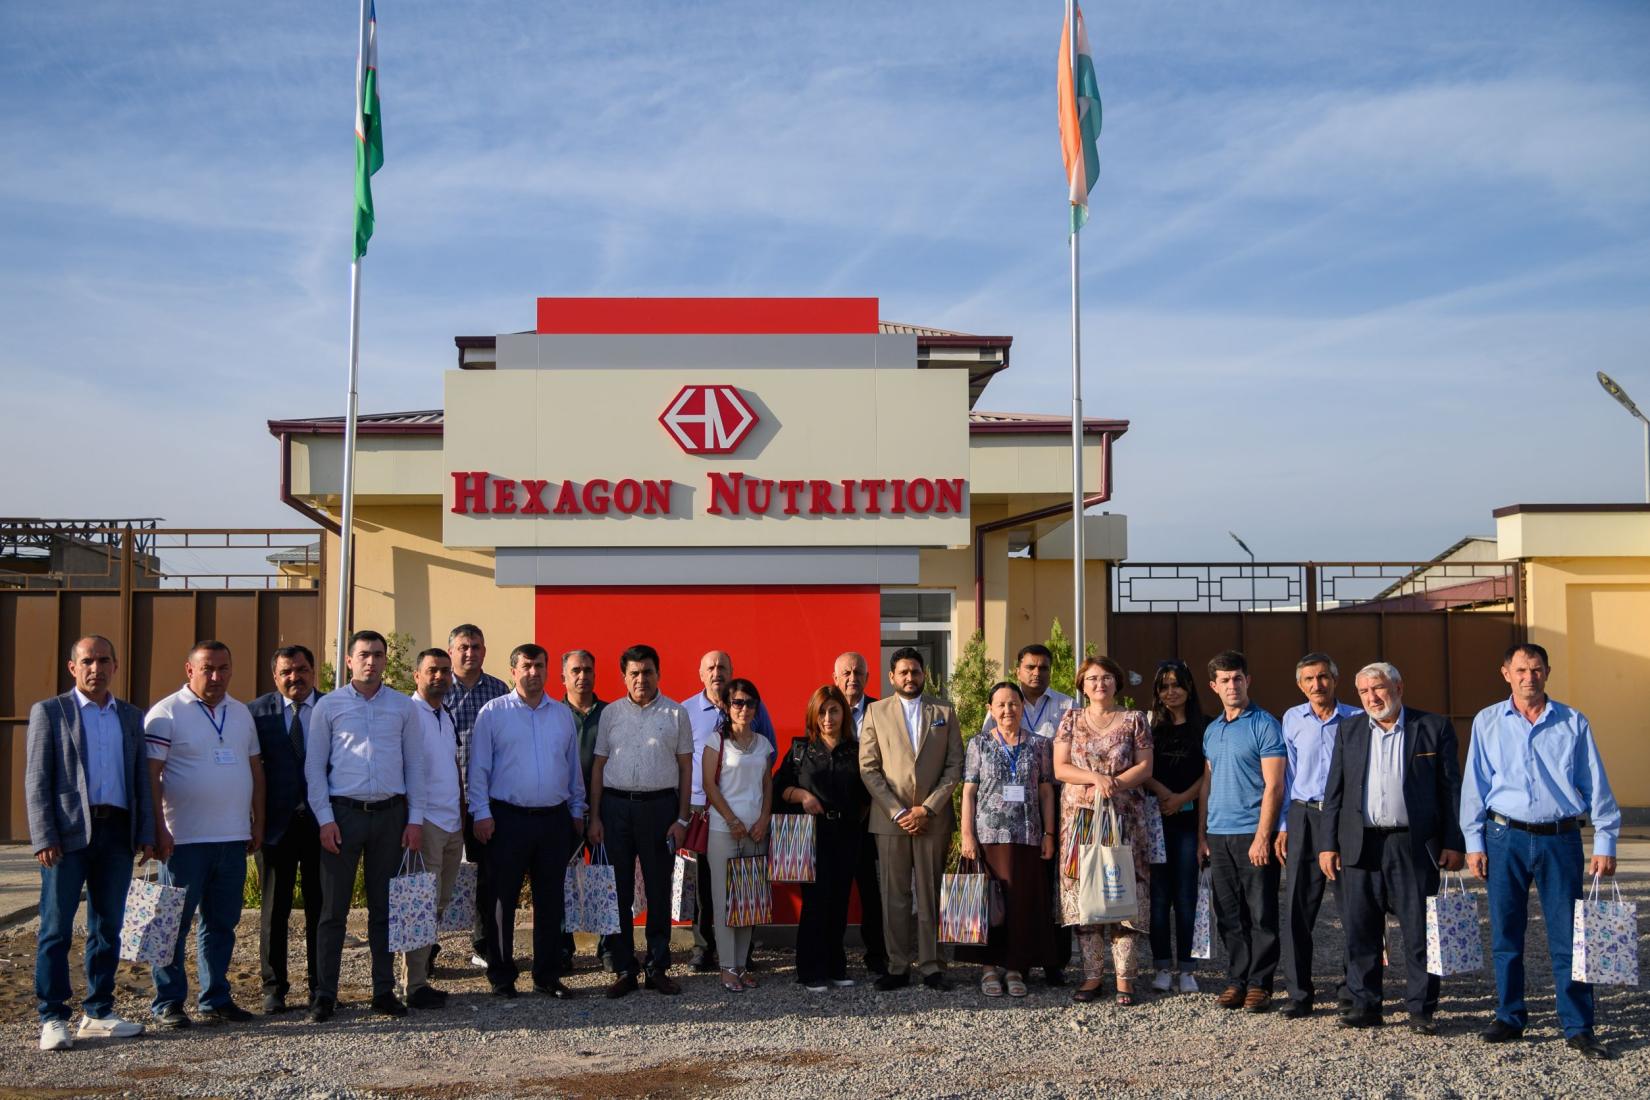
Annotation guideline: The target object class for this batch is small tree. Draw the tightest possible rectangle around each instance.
[317,630,419,694]
[1047,617,1096,701]
[948,630,1000,741]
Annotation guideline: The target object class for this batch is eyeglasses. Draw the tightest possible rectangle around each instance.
[729,698,757,710]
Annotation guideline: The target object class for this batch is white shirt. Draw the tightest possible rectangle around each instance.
[594,694,693,792]
[305,682,427,828]
[1364,710,1410,829]
[900,695,924,751]
[708,734,773,834]
[411,694,462,833]
[143,686,260,845]
[74,687,127,809]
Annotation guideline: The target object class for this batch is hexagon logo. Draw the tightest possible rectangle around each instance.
[658,384,758,455]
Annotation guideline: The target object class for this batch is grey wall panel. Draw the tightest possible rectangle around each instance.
[493,334,917,372]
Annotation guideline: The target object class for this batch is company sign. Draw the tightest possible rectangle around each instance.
[659,385,757,454]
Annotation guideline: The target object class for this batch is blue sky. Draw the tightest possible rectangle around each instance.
[4,1,1648,561]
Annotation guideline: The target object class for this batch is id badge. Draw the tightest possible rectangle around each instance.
[1002,784,1027,804]
[213,748,238,766]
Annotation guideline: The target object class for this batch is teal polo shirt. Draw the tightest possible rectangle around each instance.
[1203,704,1286,835]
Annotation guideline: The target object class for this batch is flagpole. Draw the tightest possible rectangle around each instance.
[1067,0,1086,669]
[334,0,371,675]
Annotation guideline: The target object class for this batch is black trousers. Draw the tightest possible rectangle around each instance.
[1281,801,1347,1004]
[854,827,887,971]
[1209,832,1281,990]
[464,809,497,959]
[1342,828,1440,1017]
[797,822,861,984]
[317,795,406,999]
[256,807,322,1001]
[483,802,575,990]
[601,792,678,976]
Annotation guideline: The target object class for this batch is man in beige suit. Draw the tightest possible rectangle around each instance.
[859,647,964,991]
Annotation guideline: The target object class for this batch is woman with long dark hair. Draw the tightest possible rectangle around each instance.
[702,677,773,994]
[1144,659,1209,993]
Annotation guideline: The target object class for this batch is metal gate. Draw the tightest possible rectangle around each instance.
[1106,560,1522,735]
[0,526,323,841]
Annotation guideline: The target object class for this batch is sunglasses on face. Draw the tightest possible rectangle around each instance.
[729,698,757,710]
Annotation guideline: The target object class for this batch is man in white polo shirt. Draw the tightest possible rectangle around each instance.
[143,640,264,1030]
[400,648,462,1010]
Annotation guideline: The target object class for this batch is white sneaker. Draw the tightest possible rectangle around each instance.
[1177,972,1199,994]
[1151,968,1173,993]
[39,1020,73,1051]
[470,953,488,968]
[77,1014,144,1039]
[803,982,829,993]
[831,978,856,988]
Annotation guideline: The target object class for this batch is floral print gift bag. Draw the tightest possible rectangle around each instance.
[1572,874,1639,987]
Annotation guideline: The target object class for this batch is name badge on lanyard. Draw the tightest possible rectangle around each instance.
[1002,784,1028,803]
[995,732,1029,804]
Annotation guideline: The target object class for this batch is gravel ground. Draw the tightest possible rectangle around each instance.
[0,878,1645,1100]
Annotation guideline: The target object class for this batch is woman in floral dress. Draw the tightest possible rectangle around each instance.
[1055,655,1155,1005]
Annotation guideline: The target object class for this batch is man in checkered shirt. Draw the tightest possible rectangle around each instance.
[445,625,510,969]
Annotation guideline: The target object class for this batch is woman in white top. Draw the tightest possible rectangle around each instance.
[702,677,774,994]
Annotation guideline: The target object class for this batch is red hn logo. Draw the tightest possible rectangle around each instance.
[659,385,758,455]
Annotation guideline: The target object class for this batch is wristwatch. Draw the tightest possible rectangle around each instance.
[675,817,691,828]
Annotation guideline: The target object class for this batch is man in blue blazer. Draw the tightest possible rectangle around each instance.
[26,635,155,1051]
[249,644,325,1015]
[1319,662,1464,1034]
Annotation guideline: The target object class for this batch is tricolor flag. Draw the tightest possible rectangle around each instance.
[353,2,384,260]
[1058,2,1102,234]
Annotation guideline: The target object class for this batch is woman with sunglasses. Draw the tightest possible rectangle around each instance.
[1144,659,1209,994]
[701,678,774,994]
[773,685,870,991]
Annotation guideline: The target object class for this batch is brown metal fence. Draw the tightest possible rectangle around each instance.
[1106,561,1523,736]
[0,528,323,841]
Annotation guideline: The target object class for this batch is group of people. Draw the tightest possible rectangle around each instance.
[25,628,1623,1062]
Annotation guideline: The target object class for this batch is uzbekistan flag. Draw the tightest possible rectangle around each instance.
[353,2,384,260]
[1058,2,1101,234]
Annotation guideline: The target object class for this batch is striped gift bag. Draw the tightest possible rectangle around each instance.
[1061,805,1096,879]
[939,864,989,945]
[767,814,817,883]
[724,854,772,928]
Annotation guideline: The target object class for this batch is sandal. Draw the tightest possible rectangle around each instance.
[739,969,758,989]
[1071,980,1104,1004]
[1005,971,1028,998]
[1115,984,1136,1007]
[721,968,744,994]
[980,970,1005,998]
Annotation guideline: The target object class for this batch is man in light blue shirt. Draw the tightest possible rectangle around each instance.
[469,643,585,1000]
[1461,643,1620,1059]
[1276,652,1359,1018]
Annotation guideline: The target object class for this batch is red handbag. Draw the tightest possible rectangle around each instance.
[680,735,722,856]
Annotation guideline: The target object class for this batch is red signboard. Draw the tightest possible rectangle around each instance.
[659,385,758,455]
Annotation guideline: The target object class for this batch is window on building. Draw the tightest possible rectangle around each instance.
[880,589,954,685]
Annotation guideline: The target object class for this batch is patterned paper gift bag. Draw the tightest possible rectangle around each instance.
[631,857,648,917]
[1140,794,1168,865]
[939,860,990,945]
[1426,873,1485,976]
[670,851,698,922]
[580,844,621,935]
[1572,875,1640,987]
[724,853,773,928]
[1061,805,1096,879]
[1190,867,1214,960]
[562,846,588,933]
[387,852,438,953]
[768,814,817,883]
[119,864,187,966]
[437,860,478,934]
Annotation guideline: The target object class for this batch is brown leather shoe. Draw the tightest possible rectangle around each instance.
[605,972,639,999]
[1243,988,1273,1013]
[1217,985,1246,1009]
[644,970,681,996]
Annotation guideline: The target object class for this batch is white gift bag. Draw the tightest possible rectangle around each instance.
[1572,874,1639,987]
[437,860,478,934]
[386,851,438,953]
[119,864,187,966]
[1190,867,1214,960]
[1425,873,1485,976]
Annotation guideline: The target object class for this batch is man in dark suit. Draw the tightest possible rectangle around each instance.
[26,635,155,1051]
[834,650,887,977]
[1319,661,1464,1034]
[250,644,325,1014]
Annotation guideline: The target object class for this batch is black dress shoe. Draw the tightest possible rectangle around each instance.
[156,1005,191,1030]
[1481,1019,1525,1044]
[1566,1032,1614,1060]
[688,949,719,973]
[1409,1015,1438,1036]
[644,971,681,995]
[408,986,449,1009]
[199,1002,254,1023]
[1338,1009,1383,1029]
[1282,999,1313,1020]
[533,980,578,999]
[922,972,951,992]
[874,971,910,992]
[490,984,518,1000]
[261,993,288,1015]
[309,997,335,1023]
[606,972,639,999]
[864,957,889,978]
[1044,969,1068,987]
[370,993,408,1018]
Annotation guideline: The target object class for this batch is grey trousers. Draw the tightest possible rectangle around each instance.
[316,795,407,1000]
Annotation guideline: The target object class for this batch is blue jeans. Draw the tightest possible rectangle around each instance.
[1150,814,1200,969]
[153,841,247,1014]
[1485,820,1592,1036]
[36,817,135,1022]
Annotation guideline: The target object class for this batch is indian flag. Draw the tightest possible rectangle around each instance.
[1058,2,1101,234]
[353,2,383,260]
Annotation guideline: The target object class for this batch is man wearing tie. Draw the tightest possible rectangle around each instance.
[833,650,887,978]
[249,645,325,1015]
[27,635,155,1051]
[859,647,963,992]
[306,629,426,1022]
[1318,662,1463,1034]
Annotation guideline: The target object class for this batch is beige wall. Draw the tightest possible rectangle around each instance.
[1522,556,1650,808]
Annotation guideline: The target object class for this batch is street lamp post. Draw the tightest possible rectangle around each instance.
[1597,371,1650,504]
[1229,531,1256,613]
